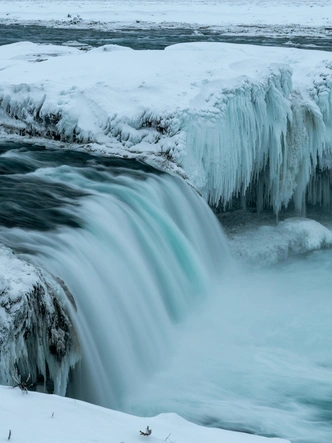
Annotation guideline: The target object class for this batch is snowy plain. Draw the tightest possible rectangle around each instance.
[1,0,332,36]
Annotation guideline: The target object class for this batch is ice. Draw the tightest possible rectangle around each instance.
[1,42,332,215]
[0,244,80,395]
[225,217,332,265]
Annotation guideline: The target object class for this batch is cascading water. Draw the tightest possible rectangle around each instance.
[0,142,231,409]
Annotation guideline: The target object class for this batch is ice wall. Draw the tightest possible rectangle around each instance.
[183,66,293,212]
[0,245,80,394]
[1,42,332,214]
[182,61,332,215]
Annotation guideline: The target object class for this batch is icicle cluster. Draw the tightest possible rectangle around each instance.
[0,245,80,395]
[182,62,332,214]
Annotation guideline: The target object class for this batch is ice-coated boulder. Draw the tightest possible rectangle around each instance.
[0,244,80,395]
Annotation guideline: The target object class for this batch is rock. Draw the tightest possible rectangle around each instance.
[0,245,80,395]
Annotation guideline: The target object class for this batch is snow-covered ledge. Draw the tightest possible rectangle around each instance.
[1,42,332,215]
[0,245,80,395]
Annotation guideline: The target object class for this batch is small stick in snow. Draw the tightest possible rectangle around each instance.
[8,430,11,440]
[140,426,152,436]
[12,372,33,393]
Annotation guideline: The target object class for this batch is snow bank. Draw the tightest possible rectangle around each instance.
[0,245,80,395]
[1,41,332,214]
[0,385,289,443]
[0,0,331,32]
[225,217,332,265]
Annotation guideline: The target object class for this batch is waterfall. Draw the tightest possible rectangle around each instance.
[0,144,231,408]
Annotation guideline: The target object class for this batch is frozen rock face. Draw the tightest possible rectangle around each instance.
[0,245,80,395]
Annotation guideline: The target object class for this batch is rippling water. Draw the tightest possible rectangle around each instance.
[1,23,332,51]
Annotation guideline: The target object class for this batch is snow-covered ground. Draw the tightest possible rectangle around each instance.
[0,385,289,443]
[0,0,331,35]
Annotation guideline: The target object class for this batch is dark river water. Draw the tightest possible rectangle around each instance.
[0,142,159,231]
[1,23,332,51]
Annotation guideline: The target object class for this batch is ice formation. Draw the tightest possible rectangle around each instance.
[0,245,80,394]
[225,217,332,266]
[0,42,332,215]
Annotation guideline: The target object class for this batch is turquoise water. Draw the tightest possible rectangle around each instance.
[127,249,332,443]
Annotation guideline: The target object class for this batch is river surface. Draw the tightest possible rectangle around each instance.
[1,23,332,51]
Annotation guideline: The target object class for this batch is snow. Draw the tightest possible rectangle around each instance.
[0,245,80,396]
[0,0,331,34]
[224,217,332,266]
[1,41,332,213]
[0,244,38,304]
[0,385,289,443]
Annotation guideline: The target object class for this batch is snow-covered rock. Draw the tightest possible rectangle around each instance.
[224,217,332,266]
[0,245,80,395]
